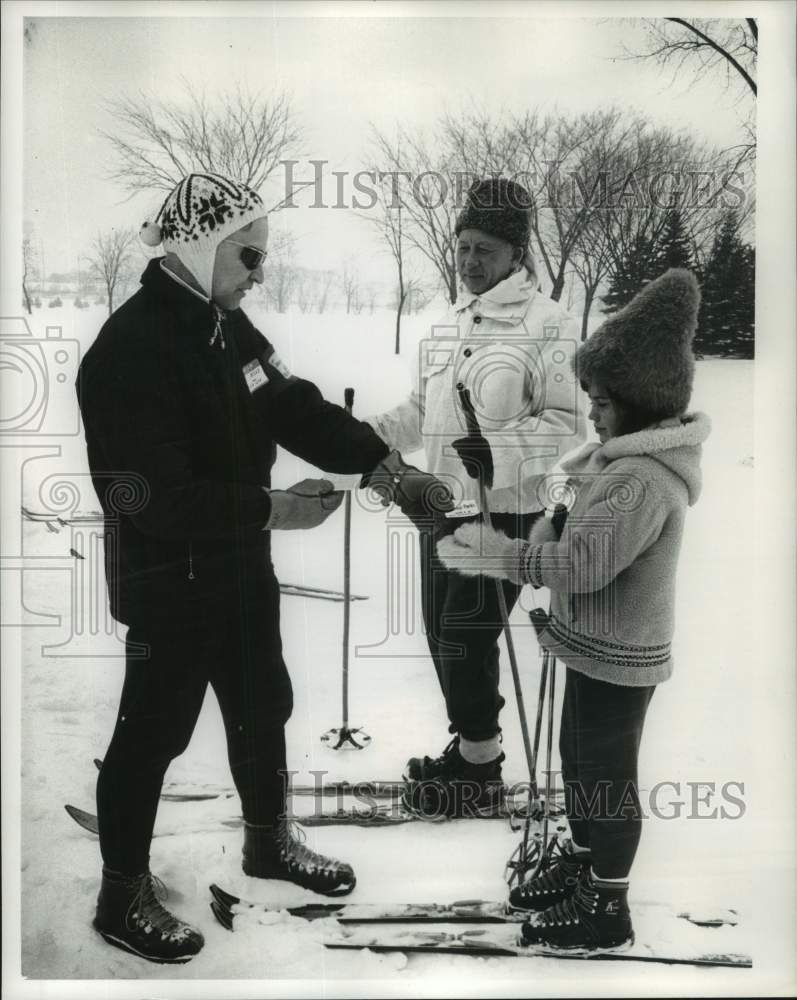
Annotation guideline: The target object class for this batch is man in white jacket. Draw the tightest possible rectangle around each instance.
[367,177,586,816]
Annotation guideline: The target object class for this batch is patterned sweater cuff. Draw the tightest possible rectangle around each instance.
[519,542,544,588]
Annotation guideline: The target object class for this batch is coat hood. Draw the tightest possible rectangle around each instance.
[561,411,711,506]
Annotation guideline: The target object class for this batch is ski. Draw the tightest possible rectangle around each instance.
[65,803,243,838]
[208,882,739,930]
[321,930,751,968]
[89,759,563,805]
[66,796,550,837]
[207,889,750,968]
[65,802,423,835]
[22,505,102,526]
[278,584,368,602]
[91,760,424,800]
[24,508,368,601]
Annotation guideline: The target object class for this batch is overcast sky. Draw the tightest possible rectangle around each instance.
[22,6,756,284]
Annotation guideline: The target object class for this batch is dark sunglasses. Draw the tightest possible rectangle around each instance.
[226,240,268,270]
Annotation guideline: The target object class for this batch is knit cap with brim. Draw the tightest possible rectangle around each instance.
[454,177,532,248]
[575,268,701,418]
[140,172,265,298]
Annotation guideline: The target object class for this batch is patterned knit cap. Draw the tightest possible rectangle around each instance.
[140,172,265,297]
[454,177,532,248]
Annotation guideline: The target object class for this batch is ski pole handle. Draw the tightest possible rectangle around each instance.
[344,387,355,412]
[456,383,481,439]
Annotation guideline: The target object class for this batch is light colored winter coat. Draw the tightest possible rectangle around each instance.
[366,270,586,513]
[521,413,711,686]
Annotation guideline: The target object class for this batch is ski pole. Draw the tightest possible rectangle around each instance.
[341,385,354,731]
[456,384,535,783]
[455,385,561,885]
[539,650,557,871]
[321,388,371,751]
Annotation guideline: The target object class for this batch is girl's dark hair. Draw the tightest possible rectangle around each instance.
[581,380,669,436]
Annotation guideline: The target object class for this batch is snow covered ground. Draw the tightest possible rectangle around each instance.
[4,301,793,996]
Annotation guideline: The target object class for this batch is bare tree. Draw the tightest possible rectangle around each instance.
[294,269,316,314]
[626,19,756,166]
[445,105,750,329]
[259,234,298,313]
[570,223,613,340]
[362,174,413,351]
[364,285,379,315]
[340,258,360,315]
[634,18,756,95]
[22,237,37,314]
[87,228,137,315]
[370,125,466,304]
[315,270,335,314]
[101,82,302,201]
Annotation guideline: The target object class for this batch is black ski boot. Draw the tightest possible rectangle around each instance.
[507,842,592,913]
[519,869,634,954]
[405,736,461,782]
[242,819,356,896]
[93,868,204,964]
[403,738,506,818]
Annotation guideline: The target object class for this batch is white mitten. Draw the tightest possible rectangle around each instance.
[436,521,524,584]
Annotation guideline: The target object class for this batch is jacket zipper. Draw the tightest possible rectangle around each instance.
[187,541,195,581]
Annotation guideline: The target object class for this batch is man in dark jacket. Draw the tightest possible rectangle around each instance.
[77,172,452,964]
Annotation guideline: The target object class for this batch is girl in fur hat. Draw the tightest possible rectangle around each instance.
[438,268,711,955]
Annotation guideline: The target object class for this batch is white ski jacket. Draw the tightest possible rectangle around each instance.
[367,271,587,513]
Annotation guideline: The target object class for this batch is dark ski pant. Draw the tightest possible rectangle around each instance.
[97,578,293,875]
[419,512,541,742]
[559,667,655,880]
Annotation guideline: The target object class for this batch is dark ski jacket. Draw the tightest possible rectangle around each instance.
[76,258,388,629]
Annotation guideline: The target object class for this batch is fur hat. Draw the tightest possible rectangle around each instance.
[454,177,532,248]
[575,269,701,418]
[139,173,265,297]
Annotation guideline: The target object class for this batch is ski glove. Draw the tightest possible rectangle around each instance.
[451,434,494,491]
[265,479,343,531]
[361,451,454,524]
[436,521,525,585]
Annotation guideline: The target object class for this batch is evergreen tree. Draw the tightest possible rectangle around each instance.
[695,212,755,358]
[654,207,694,272]
[602,231,658,313]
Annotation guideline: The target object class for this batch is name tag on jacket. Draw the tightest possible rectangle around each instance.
[242,359,268,393]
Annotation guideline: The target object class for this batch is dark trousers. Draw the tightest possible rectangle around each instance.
[559,667,655,880]
[97,576,293,875]
[419,512,541,742]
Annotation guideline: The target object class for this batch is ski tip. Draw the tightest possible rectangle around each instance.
[209,883,241,910]
[678,911,740,928]
[210,899,234,931]
[93,758,103,771]
[64,803,100,835]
